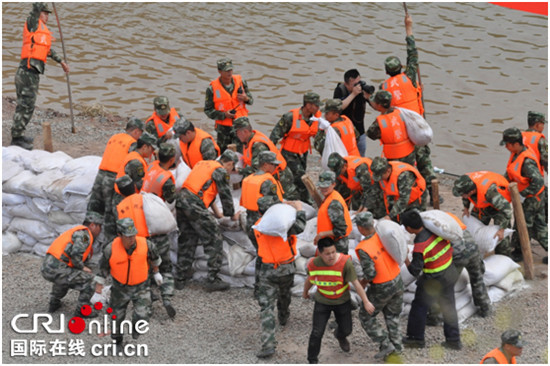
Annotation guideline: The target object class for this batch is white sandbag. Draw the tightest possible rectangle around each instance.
[48,209,78,226]
[487,286,507,303]
[218,273,255,288]
[227,245,254,276]
[407,281,417,293]
[217,216,242,232]
[63,174,96,198]
[403,291,415,304]
[457,300,477,323]
[399,264,416,287]
[63,193,89,214]
[349,249,364,278]
[494,268,524,292]
[375,219,408,265]
[401,303,411,317]
[16,231,38,247]
[3,215,13,232]
[229,171,243,185]
[243,258,256,276]
[252,203,297,240]
[141,192,177,235]
[56,224,79,236]
[11,217,56,241]
[33,243,51,257]
[61,155,101,176]
[2,170,36,194]
[297,218,317,242]
[222,231,256,254]
[420,210,463,242]
[3,231,22,255]
[30,150,72,173]
[301,202,317,220]
[295,256,308,276]
[454,286,473,311]
[483,254,520,286]
[2,145,33,163]
[321,126,348,170]
[397,107,433,146]
[22,170,62,198]
[172,158,191,191]
[7,204,47,222]
[461,214,485,238]
[31,197,53,215]
[2,192,26,206]
[298,240,317,258]
[44,176,75,202]
[454,268,470,293]
[2,160,23,183]
[20,149,51,170]
[474,225,514,255]
[70,211,86,224]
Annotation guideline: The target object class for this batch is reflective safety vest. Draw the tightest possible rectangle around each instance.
[114,151,148,194]
[109,236,149,286]
[240,172,284,211]
[182,160,222,208]
[243,131,287,173]
[317,190,353,239]
[98,133,136,173]
[47,225,93,268]
[145,108,179,138]
[307,254,351,299]
[355,233,400,284]
[179,128,220,168]
[21,19,53,67]
[506,148,544,198]
[379,162,426,214]
[480,348,516,364]
[280,108,321,154]
[116,194,149,237]
[332,116,360,156]
[339,156,373,192]
[465,171,511,211]
[413,233,453,274]
[522,131,545,175]
[210,74,248,126]
[381,73,424,116]
[254,219,296,268]
[141,160,175,201]
[377,109,415,159]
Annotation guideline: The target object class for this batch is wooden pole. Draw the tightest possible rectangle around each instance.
[43,122,53,152]
[301,174,323,207]
[509,182,534,280]
[431,179,440,209]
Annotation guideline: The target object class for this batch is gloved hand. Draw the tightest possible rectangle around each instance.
[154,272,163,286]
[316,117,331,130]
[90,292,104,305]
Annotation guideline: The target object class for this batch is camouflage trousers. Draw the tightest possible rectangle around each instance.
[365,185,387,219]
[175,191,224,282]
[149,234,174,304]
[257,262,295,351]
[472,207,513,257]
[281,149,312,204]
[40,254,95,311]
[511,195,548,251]
[87,169,117,245]
[215,124,243,153]
[414,145,436,190]
[274,167,300,201]
[107,192,126,245]
[110,279,152,343]
[246,210,262,293]
[456,259,490,312]
[12,66,40,138]
[358,276,404,352]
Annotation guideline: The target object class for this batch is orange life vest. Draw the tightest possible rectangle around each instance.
[339,156,373,192]
[377,109,416,159]
[47,225,93,268]
[280,108,321,154]
[109,236,149,285]
[317,190,353,239]
[141,160,175,200]
[506,148,544,198]
[210,74,248,126]
[381,73,424,115]
[114,151,148,194]
[307,254,351,299]
[243,131,287,173]
[480,348,516,364]
[21,19,53,67]
[182,160,222,208]
[446,212,467,230]
[332,116,360,156]
[145,108,180,138]
[413,233,453,274]
[179,128,220,168]
[240,172,284,211]
[379,162,426,214]
[116,194,149,237]
[465,171,511,211]
[254,219,296,268]
[522,131,545,175]
[355,233,400,284]
[98,133,136,173]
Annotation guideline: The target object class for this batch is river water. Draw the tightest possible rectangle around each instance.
[2,2,548,174]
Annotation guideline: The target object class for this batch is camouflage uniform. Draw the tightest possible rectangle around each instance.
[173,118,220,164]
[313,116,360,156]
[256,210,307,356]
[526,111,548,222]
[145,96,180,146]
[148,234,175,307]
[204,58,254,153]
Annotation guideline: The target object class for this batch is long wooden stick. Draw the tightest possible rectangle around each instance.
[52,3,76,133]
[509,182,534,280]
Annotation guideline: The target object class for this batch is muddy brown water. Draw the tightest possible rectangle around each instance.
[2,2,548,174]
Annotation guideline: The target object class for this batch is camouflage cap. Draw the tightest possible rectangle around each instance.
[370,156,390,181]
[327,152,345,173]
[33,2,52,13]
[217,57,233,71]
[384,56,402,73]
[158,143,176,158]
[499,127,523,146]
[501,329,524,348]
[232,116,251,131]
[116,218,138,237]
[84,211,103,225]
[452,175,475,196]
[220,149,239,165]
[173,118,193,137]
[303,92,321,107]
[322,98,343,113]
[369,90,392,109]
[115,174,134,191]
[354,211,374,228]
[258,151,281,166]
[126,117,144,131]
[528,111,546,126]
[317,170,336,188]
[153,96,170,116]
[138,131,157,146]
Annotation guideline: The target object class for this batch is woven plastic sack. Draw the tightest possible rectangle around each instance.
[172,158,191,192]
[252,203,297,240]
[397,107,433,146]
[483,254,520,286]
[142,192,177,235]
[375,219,408,265]
[321,126,348,170]
[420,210,463,242]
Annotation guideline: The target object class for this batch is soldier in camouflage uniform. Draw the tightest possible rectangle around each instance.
[313,99,361,156]
[524,111,548,224]
[255,200,307,359]
[173,118,220,167]
[269,92,322,204]
[141,143,177,204]
[41,212,103,316]
[145,96,180,146]
[204,58,254,153]
[11,2,70,150]
[354,212,404,361]
[370,156,428,222]
[234,117,299,200]
[95,218,161,348]
[501,128,548,263]
[174,150,239,291]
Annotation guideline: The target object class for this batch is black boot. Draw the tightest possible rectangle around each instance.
[10,137,33,150]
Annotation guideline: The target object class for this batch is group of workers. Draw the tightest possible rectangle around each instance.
[14,3,540,363]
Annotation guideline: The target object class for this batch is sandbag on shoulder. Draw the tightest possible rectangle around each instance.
[141,192,177,235]
[375,219,408,265]
[420,210,463,242]
[252,203,297,240]
[397,107,433,146]
[321,126,348,170]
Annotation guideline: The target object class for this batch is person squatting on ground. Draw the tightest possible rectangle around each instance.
[145,96,180,145]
